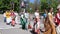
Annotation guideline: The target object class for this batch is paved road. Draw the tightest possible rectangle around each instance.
[0,28,31,34]
[0,14,38,34]
[0,14,32,34]
[0,14,21,29]
[0,14,44,34]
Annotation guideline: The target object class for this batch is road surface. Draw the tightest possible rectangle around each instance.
[0,14,32,34]
[0,14,44,34]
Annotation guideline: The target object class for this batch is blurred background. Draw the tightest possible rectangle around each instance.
[0,0,59,14]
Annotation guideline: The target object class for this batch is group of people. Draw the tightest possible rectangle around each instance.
[3,10,18,26]
[3,4,60,34]
[31,4,60,34]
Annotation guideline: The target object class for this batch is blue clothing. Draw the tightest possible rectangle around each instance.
[4,17,6,22]
[43,13,47,18]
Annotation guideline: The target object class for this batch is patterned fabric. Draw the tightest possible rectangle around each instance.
[55,13,60,25]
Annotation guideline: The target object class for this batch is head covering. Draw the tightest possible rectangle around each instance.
[57,4,60,9]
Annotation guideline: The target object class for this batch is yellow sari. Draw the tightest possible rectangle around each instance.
[43,13,56,34]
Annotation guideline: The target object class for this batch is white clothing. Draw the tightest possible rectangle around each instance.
[3,13,6,17]
[15,12,19,23]
[6,17,12,23]
[24,13,29,19]
[37,21,40,28]
[34,12,40,18]
[56,25,60,34]
[21,14,24,19]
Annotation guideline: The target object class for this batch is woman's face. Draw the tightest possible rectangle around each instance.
[50,8,53,12]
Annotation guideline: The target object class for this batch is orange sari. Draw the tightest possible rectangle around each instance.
[43,13,56,34]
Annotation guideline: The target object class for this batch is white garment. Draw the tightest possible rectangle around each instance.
[3,13,6,17]
[56,25,60,34]
[21,14,24,19]
[15,13,19,23]
[6,17,12,23]
[40,16,45,31]
[37,21,40,28]
[34,21,40,30]
[21,1,25,6]
[24,13,29,19]
[24,13,29,29]
[34,12,40,29]
[34,12,39,18]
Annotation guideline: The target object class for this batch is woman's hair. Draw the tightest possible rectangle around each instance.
[47,7,53,12]
[35,8,39,11]
[48,7,51,11]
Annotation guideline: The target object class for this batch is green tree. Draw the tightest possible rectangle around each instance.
[40,0,58,13]
[0,0,20,13]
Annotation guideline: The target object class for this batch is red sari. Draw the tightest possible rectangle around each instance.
[10,12,16,26]
[55,13,60,25]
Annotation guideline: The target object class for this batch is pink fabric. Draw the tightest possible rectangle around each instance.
[10,12,15,16]
[55,13,60,25]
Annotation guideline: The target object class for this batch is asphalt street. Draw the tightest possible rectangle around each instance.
[0,14,32,34]
[0,14,43,34]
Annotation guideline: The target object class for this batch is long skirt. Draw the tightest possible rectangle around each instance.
[21,18,26,29]
[43,22,56,34]
[51,23,56,34]
[43,22,52,34]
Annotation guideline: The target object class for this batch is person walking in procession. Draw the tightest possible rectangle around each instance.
[43,7,56,34]
[20,11,26,29]
[6,10,11,25]
[55,4,60,34]
[33,9,40,34]
[24,10,30,30]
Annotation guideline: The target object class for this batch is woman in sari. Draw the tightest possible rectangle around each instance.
[43,7,56,34]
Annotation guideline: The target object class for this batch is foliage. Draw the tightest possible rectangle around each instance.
[40,0,58,13]
[0,0,59,14]
[0,0,20,12]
